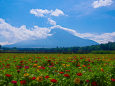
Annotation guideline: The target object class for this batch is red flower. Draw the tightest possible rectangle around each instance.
[11,81,17,84]
[50,79,57,83]
[111,79,115,82]
[20,80,26,85]
[17,70,20,73]
[64,74,70,77]
[76,64,80,67]
[59,72,64,74]
[45,75,49,79]
[66,70,70,72]
[6,74,12,77]
[20,61,23,63]
[86,80,89,83]
[25,66,29,69]
[32,77,36,80]
[6,64,10,66]
[16,66,22,69]
[48,60,51,62]
[39,66,45,69]
[76,73,82,76]
[91,82,97,86]
[88,67,91,69]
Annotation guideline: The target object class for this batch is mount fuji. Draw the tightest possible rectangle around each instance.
[5,28,98,48]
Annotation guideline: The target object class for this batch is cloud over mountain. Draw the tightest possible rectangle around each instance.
[0,18,52,45]
[0,17,115,45]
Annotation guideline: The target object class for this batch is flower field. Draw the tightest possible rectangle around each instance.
[0,53,115,86]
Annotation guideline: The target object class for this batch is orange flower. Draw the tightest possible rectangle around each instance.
[82,65,86,67]
[33,64,37,66]
[101,68,104,72]
[36,76,43,82]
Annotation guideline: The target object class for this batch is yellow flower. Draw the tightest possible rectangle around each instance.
[36,76,43,82]
[37,66,41,68]
[74,78,80,84]
[78,67,82,69]
[68,57,72,59]
[24,73,29,77]
[62,64,65,66]
[53,67,56,68]
[66,64,70,67]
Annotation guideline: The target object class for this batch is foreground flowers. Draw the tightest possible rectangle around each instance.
[0,54,114,86]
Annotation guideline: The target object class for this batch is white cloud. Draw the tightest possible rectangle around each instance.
[30,9,50,17]
[30,9,65,17]
[51,9,64,16]
[48,18,56,25]
[0,18,52,45]
[92,0,113,8]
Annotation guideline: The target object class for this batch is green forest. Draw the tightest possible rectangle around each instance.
[0,42,115,54]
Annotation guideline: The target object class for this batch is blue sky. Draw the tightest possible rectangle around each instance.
[0,0,115,45]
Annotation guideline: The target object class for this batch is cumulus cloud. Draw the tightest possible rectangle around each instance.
[48,18,56,25]
[92,0,113,8]
[30,9,65,17]
[51,9,64,16]
[0,18,52,45]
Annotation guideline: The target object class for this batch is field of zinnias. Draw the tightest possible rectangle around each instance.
[0,54,115,86]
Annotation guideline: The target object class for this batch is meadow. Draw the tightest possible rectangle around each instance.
[0,53,115,86]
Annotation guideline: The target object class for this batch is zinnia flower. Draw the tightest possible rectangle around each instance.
[59,72,64,74]
[25,66,29,69]
[74,78,80,84]
[101,68,104,72]
[64,74,70,77]
[24,73,29,77]
[20,80,26,85]
[66,70,70,72]
[39,66,45,69]
[91,81,97,86]
[50,79,57,83]
[111,79,115,82]
[36,76,43,82]
[32,77,36,80]
[86,80,89,83]
[6,74,12,77]
[17,70,20,73]
[76,73,82,76]
[11,81,17,84]
[45,75,49,79]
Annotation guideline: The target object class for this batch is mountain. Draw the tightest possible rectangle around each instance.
[5,28,98,48]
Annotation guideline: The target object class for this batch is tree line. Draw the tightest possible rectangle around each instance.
[0,42,115,54]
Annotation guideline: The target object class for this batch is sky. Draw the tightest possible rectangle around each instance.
[0,0,115,45]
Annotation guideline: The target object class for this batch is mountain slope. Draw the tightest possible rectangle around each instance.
[5,28,98,48]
